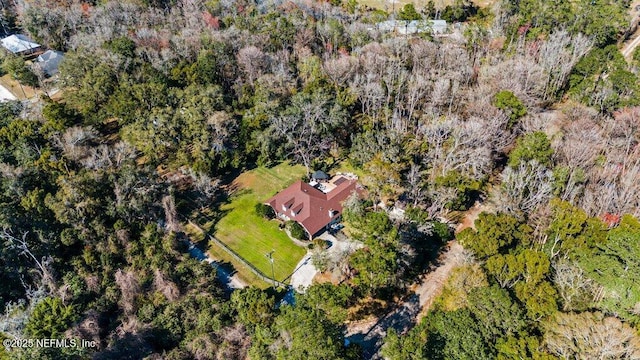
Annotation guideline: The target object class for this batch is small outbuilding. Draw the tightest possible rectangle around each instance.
[311,170,329,182]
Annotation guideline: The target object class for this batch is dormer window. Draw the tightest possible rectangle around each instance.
[283,198,295,211]
[292,203,303,217]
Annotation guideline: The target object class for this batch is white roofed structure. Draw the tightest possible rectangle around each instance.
[375,19,448,35]
[1,34,42,55]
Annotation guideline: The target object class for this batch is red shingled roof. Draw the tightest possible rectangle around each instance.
[266,176,358,237]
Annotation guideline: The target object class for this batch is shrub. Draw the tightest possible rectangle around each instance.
[255,203,275,219]
[493,90,527,127]
[508,131,553,168]
[2,55,38,87]
[405,206,430,224]
[435,171,483,211]
[397,3,422,21]
[312,238,330,250]
[432,221,454,243]
[25,297,77,338]
[287,221,308,240]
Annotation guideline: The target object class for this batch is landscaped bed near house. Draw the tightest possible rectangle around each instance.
[212,162,308,284]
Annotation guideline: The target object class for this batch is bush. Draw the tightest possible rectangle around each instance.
[103,36,137,58]
[25,297,77,338]
[255,203,275,219]
[435,171,483,211]
[2,55,38,87]
[397,3,422,20]
[440,1,478,22]
[493,90,527,127]
[432,221,454,243]
[312,238,330,250]
[287,221,308,240]
[508,131,553,168]
[405,206,430,224]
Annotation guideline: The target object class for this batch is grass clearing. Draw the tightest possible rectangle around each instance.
[184,222,269,288]
[0,74,38,100]
[212,162,308,283]
[333,160,366,180]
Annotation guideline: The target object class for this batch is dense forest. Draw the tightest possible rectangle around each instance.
[0,0,639,359]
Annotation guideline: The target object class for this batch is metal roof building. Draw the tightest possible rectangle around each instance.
[36,50,64,77]
[376,19,448,35]
[1,34,41,55]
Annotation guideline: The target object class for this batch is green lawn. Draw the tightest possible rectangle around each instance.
[212,163,308,283]
[184,222,269,288]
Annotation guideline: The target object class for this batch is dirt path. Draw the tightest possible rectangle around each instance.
[345,202,486,359]
[413,200,487,315]
[622,28,640,59]
[186,240,247,290]
[621,3,640,59]
[345,240,466,359]
[415,241,465,321]
[455,201,484,234]
[0,84,16,102]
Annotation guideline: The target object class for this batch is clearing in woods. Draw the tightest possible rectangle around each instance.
[211,162,308,285]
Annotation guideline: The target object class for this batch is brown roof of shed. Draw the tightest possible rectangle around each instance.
[266,176,358,236]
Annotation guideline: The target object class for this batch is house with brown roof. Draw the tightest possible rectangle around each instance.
[265,174,359,239]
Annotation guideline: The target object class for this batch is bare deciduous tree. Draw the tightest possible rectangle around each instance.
[552,260,595,311]
[0,284,48,338]
[58,126,98,162]
[162,194,180,233]
[153,268,180,301]
[237,46,268,86]
[187,170,220,209]
[404,163,426,206]
[537,30,592,100]
[495,161,553,215]
[323,55,357,88]
[269,92,345,175]
[0,230,56,293]
[555,117,604,170]
[544,312,640,359]
[114,269,140,316]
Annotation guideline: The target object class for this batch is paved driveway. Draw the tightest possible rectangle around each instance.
[290,254,315,290]
[289,232,362,292]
